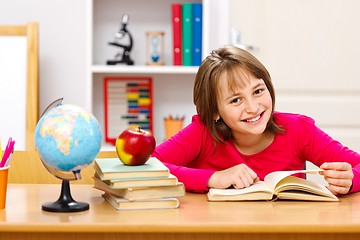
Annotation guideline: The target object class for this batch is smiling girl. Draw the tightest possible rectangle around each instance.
[152,45,360,195]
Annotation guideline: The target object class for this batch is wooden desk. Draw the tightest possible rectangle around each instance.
[1,184,360,240]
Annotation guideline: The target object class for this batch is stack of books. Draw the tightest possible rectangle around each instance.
[93,157,185,210]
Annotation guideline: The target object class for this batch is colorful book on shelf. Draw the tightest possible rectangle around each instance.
[93,175,185,201]
[182,3,193,66]
[207,169,339,202]
[102,192,180,210]
[192,3,202,66]
[93,157,169,180]
[172,3,182,66]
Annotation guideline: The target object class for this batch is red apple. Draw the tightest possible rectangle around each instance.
[115,127,156,165]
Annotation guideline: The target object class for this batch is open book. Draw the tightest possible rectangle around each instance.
[208,169,339,202]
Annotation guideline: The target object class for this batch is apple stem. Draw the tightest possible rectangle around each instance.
[137,126,141,132]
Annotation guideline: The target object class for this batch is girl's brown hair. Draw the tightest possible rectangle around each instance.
[193,45,282,143]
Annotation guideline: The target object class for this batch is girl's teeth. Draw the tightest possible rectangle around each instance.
[246,115,261,123]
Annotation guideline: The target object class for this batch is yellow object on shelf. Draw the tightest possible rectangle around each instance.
[164,115,184,140]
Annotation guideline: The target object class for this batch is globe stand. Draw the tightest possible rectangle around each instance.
[38,159,89,213]
[36,98,101,213]
[42,179,89,212]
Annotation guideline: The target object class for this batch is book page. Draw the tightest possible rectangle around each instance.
[273,176,338,200]
[276,190,339,202]
[209,181,271,195]
[208,181,274,201]
[264,169,323,191]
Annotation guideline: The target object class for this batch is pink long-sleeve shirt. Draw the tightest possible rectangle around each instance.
[152,112,360,193]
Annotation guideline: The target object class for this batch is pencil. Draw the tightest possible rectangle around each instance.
[0,139,2,159]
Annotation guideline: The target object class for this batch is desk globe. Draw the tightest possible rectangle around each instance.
[34,98,102,212]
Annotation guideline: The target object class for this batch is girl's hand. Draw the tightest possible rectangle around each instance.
[207,164,259,189]
[320,162,354,195]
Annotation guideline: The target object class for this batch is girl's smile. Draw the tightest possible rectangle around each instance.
[242,112,263,123]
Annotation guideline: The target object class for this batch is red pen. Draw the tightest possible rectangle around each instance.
[0,138,14,168]
[4,140,15,167]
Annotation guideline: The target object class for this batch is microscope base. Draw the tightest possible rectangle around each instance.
[106,59,134,65]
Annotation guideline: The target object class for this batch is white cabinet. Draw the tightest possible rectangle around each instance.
[86,0,230,148]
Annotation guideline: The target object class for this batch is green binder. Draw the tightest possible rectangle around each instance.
[182,3,193,66]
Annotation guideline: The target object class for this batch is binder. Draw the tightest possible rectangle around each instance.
[172,3,182,65]
[182,3,193,66]
[192,3,202,66]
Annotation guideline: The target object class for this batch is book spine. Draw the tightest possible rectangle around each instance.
[172,3,182,66]
[192,3,202,66]
[182,3,192,66]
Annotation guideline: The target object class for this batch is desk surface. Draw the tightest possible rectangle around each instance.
[1,184,360,235]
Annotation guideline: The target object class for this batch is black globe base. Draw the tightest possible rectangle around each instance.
[42,179,89,213]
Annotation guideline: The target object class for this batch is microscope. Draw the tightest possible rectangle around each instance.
[107,14,134,65]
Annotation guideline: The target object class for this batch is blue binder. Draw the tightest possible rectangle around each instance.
[192,3,202,66]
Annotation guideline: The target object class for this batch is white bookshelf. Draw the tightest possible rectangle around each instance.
[91,65,199,74]
[87,0,230,146]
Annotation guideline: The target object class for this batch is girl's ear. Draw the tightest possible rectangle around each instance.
[214,114,220,122]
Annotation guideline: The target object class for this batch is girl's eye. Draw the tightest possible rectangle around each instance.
[231,98,241,104]
[254,89,264,95]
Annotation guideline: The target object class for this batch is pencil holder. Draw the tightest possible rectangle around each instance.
[0,166,9,209]
[146,31,165,65]
[164,117,184,140]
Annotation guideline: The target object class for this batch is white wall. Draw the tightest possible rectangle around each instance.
[0,37,27,149]
[230,0,360,183]
[230,0,360,153]
[0,0,88,113]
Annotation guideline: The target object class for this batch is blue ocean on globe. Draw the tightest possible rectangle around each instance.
[34,104,102,172]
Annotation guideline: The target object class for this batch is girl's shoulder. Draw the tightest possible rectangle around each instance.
[190,114,207,130]
[273,111,316,129]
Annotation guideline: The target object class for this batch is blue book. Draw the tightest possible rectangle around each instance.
[192,3,202,66]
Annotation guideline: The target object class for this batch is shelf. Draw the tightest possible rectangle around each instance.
[92,65,198,74]
[89,0,230,142]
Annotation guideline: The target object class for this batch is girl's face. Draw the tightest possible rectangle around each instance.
[216,70,273,139]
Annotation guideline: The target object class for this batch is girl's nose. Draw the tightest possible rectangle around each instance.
[244,98,259,113]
